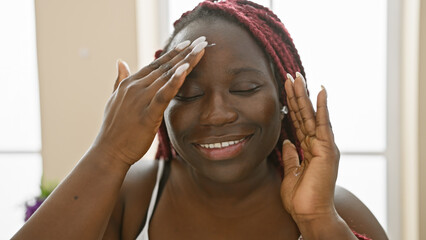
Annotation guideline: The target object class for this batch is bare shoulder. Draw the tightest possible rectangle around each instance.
[103,159,160,240]
[122,158,160,194]
[334,185,388,240]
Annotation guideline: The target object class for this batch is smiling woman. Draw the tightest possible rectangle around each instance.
[163,19,282,183]
[13,0,388,239]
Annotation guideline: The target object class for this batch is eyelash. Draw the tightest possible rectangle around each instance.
[230,86,260,94]
[175,86,260,102]
[174,94,203,102]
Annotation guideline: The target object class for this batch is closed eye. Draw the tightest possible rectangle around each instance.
[230,86,261,95]
[174,94,203,102]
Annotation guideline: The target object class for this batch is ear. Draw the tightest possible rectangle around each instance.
[113,59,131,92]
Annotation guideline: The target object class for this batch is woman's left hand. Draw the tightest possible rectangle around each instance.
[280,73,341,226]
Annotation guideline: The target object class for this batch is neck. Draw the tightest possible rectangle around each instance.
[180,157,281,208]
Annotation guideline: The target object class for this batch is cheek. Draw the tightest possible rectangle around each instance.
[164,101,192,146]
[243,93,281,126]
[243,92,282,146]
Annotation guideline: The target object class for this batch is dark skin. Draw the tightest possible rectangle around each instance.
[13,18,388,240]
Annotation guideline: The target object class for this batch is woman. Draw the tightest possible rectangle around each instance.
[14,0,388,239]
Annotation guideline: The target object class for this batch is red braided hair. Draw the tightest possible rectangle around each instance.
[155,0,306,174]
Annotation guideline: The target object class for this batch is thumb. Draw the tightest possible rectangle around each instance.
[113,59,131,92]
[282,140,300,177]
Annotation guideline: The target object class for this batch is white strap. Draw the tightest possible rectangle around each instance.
[136,159,165,240]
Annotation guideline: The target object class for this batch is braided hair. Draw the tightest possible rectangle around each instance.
[155,0,306,176]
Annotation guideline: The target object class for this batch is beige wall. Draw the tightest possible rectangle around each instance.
[35,0,138,184]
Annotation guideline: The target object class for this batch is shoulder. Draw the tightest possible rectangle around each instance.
[121,158,160,217]
[104,159,160,239]
[122,158,160,195]
[334,185,388,240]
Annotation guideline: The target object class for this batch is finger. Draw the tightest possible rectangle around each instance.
[285,75,307,138]
[282,140,301,177]
[316,86,334,141]
[147,40,208,93]
[294,72,316,136]
[147,63,190,119]
[288,104,306,142]
[143,36,207,86]
[113,60,131,92]
[148,41,206,118]
[132,36,204,81]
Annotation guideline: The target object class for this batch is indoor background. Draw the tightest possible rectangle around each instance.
[0,0,425,239]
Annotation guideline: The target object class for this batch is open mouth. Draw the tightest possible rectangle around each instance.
[194,135,251,161]
[198,137,246,149]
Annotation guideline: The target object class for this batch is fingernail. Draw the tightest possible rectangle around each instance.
[286,73,295,83]
[190,36,207,47]
[175,40,191,51]
[120,60,130,71]
[174,63,190,77]
[283,139,292,145]
[321,85,327,97]
[191,41,208,55]
[296,72,306,87]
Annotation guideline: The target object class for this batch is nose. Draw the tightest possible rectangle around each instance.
[199,93,238,126]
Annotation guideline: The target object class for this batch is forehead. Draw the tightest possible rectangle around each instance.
[170,18,272,72]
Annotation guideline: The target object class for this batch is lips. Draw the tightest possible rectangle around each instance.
[194,135,251,161]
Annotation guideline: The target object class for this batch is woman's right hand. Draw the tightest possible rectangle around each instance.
[92,36,208,166]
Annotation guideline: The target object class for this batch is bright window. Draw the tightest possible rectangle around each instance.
[0,0,42,239]
[273,0,387,230]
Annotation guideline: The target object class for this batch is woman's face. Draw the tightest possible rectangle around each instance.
[164,18,282,183]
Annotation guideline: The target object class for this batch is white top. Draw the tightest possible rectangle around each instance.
[135,159,303,240]
[135,159,165,240]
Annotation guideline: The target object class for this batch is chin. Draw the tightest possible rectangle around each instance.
[189,156,267,184]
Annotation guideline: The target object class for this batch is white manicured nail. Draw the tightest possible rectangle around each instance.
[175,40,191,51]
[190,36,207,47]
[296,72,306,86]
[174,63,190,77]
[287,73,295,83]
[295,72,303,80]
[191,41,208,55]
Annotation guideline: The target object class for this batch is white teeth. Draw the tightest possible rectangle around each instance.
[199,138,245,149]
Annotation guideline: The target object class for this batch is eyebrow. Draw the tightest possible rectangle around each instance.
[226,67,266,77]
[187,66,267,79]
